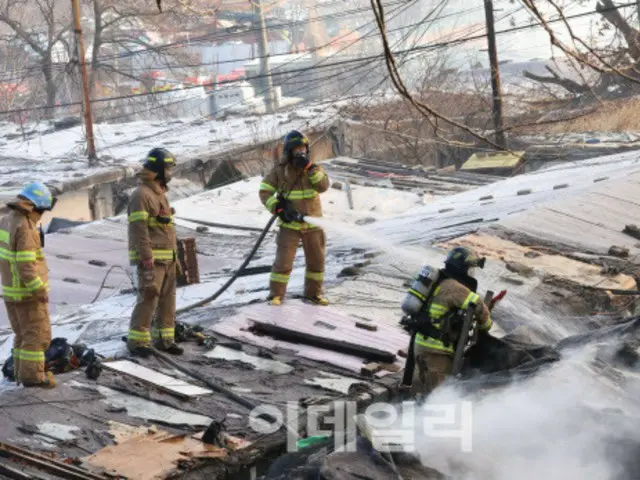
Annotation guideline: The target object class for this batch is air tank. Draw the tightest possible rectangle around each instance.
[401,265,439,316]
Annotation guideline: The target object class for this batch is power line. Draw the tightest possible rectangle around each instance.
[0,3,560,116]
[3,0,623,123]
[94,0,421,149]
[0,0,410,81]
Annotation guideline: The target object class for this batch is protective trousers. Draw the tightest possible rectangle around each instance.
[127,261,176,351]
[5,300,51,385]
[410,342,453,397]
[270,227,325,298]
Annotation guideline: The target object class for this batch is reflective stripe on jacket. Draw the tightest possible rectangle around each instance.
[127,169,177,265]
[0,201,49,302]
[258,161,329,230]
[414,278,492,355]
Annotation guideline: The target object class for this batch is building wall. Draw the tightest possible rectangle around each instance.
[41,188,93,225]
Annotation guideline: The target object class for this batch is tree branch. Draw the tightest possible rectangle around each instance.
[523,67,590,95]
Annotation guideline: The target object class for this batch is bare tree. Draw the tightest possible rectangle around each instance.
[522,0,640,99]
[0,0,72,118]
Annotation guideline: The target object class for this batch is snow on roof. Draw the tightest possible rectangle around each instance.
[3,150,640,477]
[367,150,640,247]
[0,105,339,195]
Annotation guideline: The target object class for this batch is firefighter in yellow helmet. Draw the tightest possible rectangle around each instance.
[0,182,57,388]
[406,246,493,396]
[258,130,330,306]
[126,148,183,358]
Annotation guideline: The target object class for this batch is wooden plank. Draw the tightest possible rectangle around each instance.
[360,363,382,377]
[355,321,378,332]
[249,320,396,363]
[211,302,408,375]
[102,360,212,398]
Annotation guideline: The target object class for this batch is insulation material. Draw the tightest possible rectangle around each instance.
[443,233,637,290]
[102,360,212,397]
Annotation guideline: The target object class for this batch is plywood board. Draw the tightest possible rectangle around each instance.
[102,360,212,397]
[211,301,409,376]
[85,432,227,480]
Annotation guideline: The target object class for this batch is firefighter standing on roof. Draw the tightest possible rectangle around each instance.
[259,130,330,306]
[126,148,183,357]
[0,182,57,388]
[403,247,493,396]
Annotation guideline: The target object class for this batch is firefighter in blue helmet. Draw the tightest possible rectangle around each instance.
[0,182,57,387]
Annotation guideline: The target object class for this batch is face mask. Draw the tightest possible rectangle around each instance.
[467,267,476,278]
[163,167,174,184]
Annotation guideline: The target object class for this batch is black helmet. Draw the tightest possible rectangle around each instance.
[282,130,309,161]
[444,246,485,275]
[143,147,175,184]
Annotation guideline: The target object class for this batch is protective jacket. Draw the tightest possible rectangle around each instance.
[128,169,177,265]
[259,162,329,230]
[414,273,492,355]
[0,200,49,301]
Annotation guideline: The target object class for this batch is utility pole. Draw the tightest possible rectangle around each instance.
[71,0,97,163]
[256,0,277,113]
[483,0,506,149]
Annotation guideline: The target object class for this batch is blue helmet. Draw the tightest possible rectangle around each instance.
[18,182,56,211]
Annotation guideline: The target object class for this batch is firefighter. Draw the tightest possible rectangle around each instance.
[259,130,330,306]
[126,147,183,357]
[0,182,57,388]
[409,246,493,396]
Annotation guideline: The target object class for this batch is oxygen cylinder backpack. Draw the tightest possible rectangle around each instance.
[401,265,440,316]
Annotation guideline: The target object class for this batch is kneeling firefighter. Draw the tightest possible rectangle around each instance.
[400,247,493,396]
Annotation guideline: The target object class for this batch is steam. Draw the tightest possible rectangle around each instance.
[408,326,640,479]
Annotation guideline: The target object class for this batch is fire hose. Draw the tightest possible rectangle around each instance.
[175,169,305,315]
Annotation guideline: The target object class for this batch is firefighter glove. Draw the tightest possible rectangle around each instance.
[140,258,154,270]
[35,291,48,304]
[275,196,302,222]
[278,208,302,223]
[291,152,311,170]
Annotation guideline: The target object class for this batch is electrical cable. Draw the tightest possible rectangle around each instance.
[91,265,135,304]
[169,4,440,315]
[3,0,631,117]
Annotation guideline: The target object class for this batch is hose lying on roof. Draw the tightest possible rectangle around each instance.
[175,168,305,315]
[176,214,278,315]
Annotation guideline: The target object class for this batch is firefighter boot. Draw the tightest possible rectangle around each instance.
[269,296,283,306]
[163,343,184,355]
[22,371,56,389]
[304,296,329,306]
[130,345,153,358]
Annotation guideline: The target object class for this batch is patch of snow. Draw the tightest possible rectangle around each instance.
[304,371,364,395]
[173,176,423,231]
[0,104,340,194]
[205,345,293,374]
[71,382,213,427]
[36,422,81,441]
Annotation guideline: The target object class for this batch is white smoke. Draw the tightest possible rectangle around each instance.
[408,343,640,480]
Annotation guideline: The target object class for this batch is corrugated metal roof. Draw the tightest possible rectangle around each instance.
[498,171,640,256]
[0,218,235,328]
[461,151,525,170]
